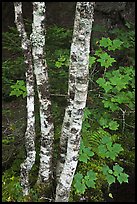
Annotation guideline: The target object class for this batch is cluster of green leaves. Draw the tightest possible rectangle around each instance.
[2,170,23,202]
[96,66,134,110]
[55,54,69,68]
[10,80,27,98]
[102,164,129,185]
[74,170,97,194]
[79,140,94,163]
[89,36,123,69]
[2,58,25,99]
[88,26,135,131]
[97,136,123,160]
[2,135,15,145]
[73,130,128,195]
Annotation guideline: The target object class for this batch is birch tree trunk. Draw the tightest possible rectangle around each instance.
[55,2,95,202]
[30,2,54,187]
[56,2,83,180]
[14,2,36,196]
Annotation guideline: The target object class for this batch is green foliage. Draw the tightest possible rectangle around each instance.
[97,136,123,160]
[46,25,72,50]
[2,58,25,99]
[102,164,129,185]
[99,117,119,130]
[74,170,97,194]
[73,131,127,194]
[96,65,135,113]
[109,23,135,49]
[2,25,72,100]
[89,56,96,67]
[96,52,116,68]
[79,140,94,163]
[10,80,27,98]
[2,171,23,202]
[99,37,123,51]
[2,26,22,54]
[55,54,69,68]
[88,28,135,134]
[2,135,15,145]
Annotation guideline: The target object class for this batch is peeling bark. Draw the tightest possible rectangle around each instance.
[14,2,36,196]
[55,2,95,202]
[30,2,54,185]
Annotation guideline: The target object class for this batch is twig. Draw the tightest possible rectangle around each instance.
[119,107,126,133]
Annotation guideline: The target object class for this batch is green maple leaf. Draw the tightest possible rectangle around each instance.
[87,170,97,180]
[112,143,123,153]
[95,49,103,57]
[102,100,119,111]
[99,37,112,48]
[106,141,113,151]
[97,52,116,68]
[108,169,113,174]
[112,69,120,77]
[108,121,119,130]
[117,173,129,184]
[89,56,96,66]
[74,173,83,181]
[108,39,123,51]
[79,153,88,163]
[96,77,106,87]
[101,136,112,144]
[113,164,123,176]
[84,170,97,188]
[83,148,94,157]
[108,151,117,160]
[74,181,86,194]
[102,165,110,175]
[103,82,113,92]
[85,179,96,188]
[109,75,122,85]
[106,174,116,185]
[98,144,107,157]
[109,76,127,91]
[99,117,109,128]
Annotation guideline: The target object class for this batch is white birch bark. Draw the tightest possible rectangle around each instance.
[14,2,36,196]
[56,3,83,180]
[30,2,54,184]
[55,2,95,202]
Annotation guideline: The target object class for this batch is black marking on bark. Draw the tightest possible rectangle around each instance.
[77,109,83,115]
[69,73,75,83]
[44,121,47,128]
[71,128,78,134]
[64,122,70,128]
[33,3,38,12]
[69,91,75,100]
[76,76,88,84]
[67,110,71,117]
[71,52,77,61]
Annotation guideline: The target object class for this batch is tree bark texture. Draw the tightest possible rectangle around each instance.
[30,2,54,184]
[55,2,95,202]
[14,2,36,196]
[56,1,83,180]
